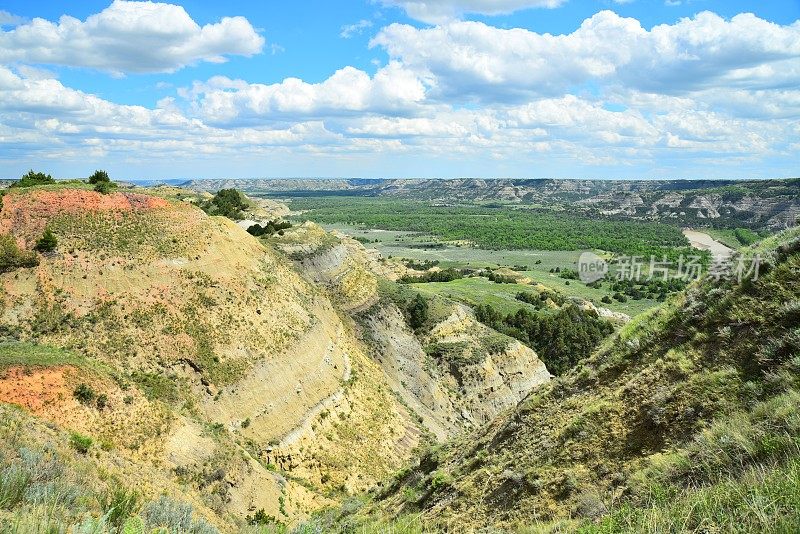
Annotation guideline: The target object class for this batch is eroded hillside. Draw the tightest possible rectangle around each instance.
[270,222,552,441]
[0,186,427,530]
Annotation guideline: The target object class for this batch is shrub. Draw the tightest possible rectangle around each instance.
[399,267,463,284]
[141,495,218,534]
[99,487,140,530]
[89,170,115,194]
[13,170,54,188]
[558,268,580,280]
[247,220,292,237]
[516,292,545,309]
[73,383,96,404]
[0,234,38,273]
[429,470,452,491]
[486,270,517,284]
[94,180,113,194]
[246,508,280,526]
[69,432,93,454]
[96,394,108,410]
[278,495,287,517]
[0,463,32,509]
[34,228,58,253]
[0,447,73,511]
[405,293,429,330]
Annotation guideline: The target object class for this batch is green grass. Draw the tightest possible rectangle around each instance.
[578,458,800,534]
[409,275,658,317]
[0,342,117,387]
[410,277,539,316]
[0,342,89,371]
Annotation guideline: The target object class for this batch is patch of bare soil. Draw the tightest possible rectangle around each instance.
[0,365,75,413]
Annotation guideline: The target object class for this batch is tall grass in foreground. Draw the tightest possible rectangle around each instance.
[579,458,800,534]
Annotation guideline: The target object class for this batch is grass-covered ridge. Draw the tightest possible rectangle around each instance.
[311,227,800,532]
[0,342,96,371]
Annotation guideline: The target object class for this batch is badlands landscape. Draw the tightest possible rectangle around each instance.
[0,174,798,532]
[1,0,799,532]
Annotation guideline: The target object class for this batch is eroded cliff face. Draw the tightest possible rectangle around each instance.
[275,222,394,312]
[276,222,552,441]
[362,302,551,439]
[360,302,456,441]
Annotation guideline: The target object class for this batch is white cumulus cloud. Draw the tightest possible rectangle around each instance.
[180,62,428,125]
[1,8,798,178]
[371,11,800,101]
[0,0,264,74]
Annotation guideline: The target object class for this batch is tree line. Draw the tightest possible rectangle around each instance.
[475,302,614,375]
[290,196,692,256]
[8,169,116,194]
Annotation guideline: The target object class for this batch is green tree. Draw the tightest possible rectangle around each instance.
[88,170,110,184]
[13,170,54,188]
[406,293,429,330]
[34,228,58,253]
[474,303,614,375]
[202,188,248,220]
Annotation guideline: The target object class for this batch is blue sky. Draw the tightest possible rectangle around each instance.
[1,0,799,179]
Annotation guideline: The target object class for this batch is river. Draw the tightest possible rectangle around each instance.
[683,229,734,259]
